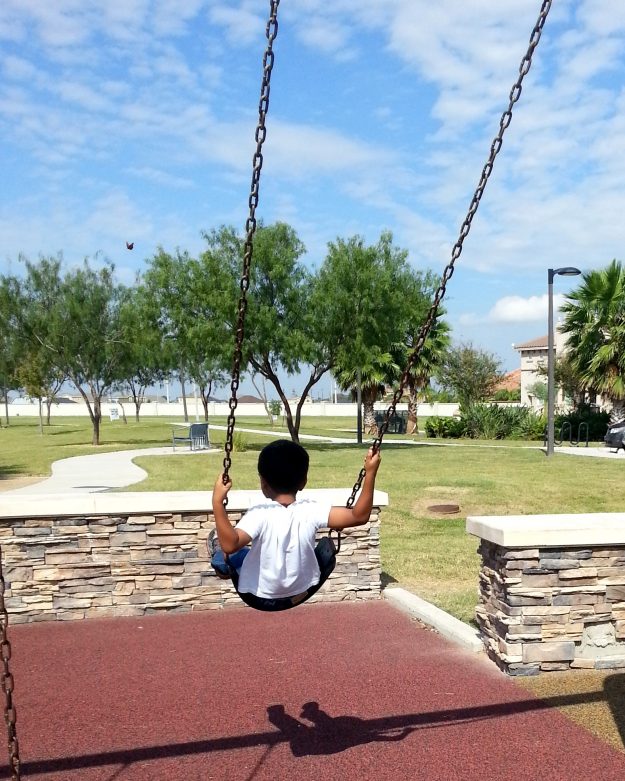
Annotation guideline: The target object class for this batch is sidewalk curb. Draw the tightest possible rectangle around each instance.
[383,587,484,654]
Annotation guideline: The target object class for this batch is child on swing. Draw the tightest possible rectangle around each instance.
[209,439,381,601]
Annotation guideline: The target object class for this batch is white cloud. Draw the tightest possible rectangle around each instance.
[460,293,568,326]
[128,167,195,189]
[208,3,263,46]
[296,19,354,59]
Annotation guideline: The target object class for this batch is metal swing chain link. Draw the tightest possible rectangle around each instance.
[222,0,280,494]
[346,0,553,509]
[0,548,20,781]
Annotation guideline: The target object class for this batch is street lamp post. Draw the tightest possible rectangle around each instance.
[546,267,582,456]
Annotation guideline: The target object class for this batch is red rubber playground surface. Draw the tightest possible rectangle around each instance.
[6,600,625,781]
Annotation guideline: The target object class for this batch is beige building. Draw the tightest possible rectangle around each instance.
[514,330,567,409]
[515,329,605,411]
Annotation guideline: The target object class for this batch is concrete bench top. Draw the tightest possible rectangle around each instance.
[0,489,389,520]
[467,513,625,548]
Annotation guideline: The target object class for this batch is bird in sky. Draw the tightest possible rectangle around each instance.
[126,242,134,250]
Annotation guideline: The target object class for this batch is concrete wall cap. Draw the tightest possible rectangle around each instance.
[0,489,389,520]
[467,513,625,548]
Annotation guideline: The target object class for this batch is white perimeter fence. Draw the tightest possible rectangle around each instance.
[7,401,466,419]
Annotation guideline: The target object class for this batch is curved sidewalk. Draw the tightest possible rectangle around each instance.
[2,446,220,496]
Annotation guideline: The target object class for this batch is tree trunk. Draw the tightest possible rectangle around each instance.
[363,400,378,435]
[3,386,8,426]
[180,371,189,422]
[92,398,102,445]
[407,386,418,434]
[38,396,44,435]
[46,397,53,425]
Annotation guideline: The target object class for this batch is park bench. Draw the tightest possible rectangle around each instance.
[374,411,408,434]
[172,422,210,451]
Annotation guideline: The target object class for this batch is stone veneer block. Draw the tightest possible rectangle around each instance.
[468,513,625,675]
[1,489,386,623]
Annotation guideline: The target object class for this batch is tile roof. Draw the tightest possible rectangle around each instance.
[494,368,521,391]
[514,335,547,350]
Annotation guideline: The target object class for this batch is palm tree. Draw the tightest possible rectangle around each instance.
[394,315,451,434]
[334,349,400,435]
[561,259,625,424]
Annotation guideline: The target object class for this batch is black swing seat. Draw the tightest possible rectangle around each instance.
[229,535,338,612]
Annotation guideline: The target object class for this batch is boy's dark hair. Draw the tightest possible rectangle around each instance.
[258,439,309,494]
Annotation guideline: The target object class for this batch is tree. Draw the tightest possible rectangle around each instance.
[561,259,625,423]
[527,380,548,410]
[187,234,238,419]
[21,257,127,445]
[536,354,585,408]
[436,343,504,410]
[229,222,335,442]
[391,270,451,434]
[142,249,196,422]
[16,349,65,429]
[0,276,22,426]
[333,352,399,434]
[115,284,167,421]
[320,232,426,434]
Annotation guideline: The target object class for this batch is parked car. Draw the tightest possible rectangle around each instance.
[604,422,625,452]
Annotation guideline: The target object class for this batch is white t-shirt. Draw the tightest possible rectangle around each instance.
[236,498,331,599]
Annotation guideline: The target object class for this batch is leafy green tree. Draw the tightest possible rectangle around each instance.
[0,277,22,426]
[16,349,65,429]
[235,222,333,442]
[536,354,584,407]
[1,258,64,427]
[21,257,127,444]
[436,343,504,410]
[561,259,625,423]
[391,270,451,434]
[319,232,425,434]
[527,380,548,410]
[142,249,196,422]
[57,262,127,444]
[114,284,168,421]
[189,230,241,418]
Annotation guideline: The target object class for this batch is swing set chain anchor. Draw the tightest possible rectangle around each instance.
[0,549,21,781]
[222,0,280,498]
[346,0,553,509]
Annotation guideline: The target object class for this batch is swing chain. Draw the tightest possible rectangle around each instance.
[346,0,553,508]
[0,548,20,780]
[222,0,280,489]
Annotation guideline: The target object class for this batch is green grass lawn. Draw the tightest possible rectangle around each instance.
[2,415,623,623]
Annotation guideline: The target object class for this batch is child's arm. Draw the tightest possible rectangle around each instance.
[212,473,252,554]
[328,448,381,530]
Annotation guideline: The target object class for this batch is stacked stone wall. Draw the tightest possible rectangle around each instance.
[477,540,625,675]
[1,507,381,623]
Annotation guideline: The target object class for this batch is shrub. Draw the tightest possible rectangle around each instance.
[426,404,545,440]
[268,400,281,418]
[232,432,248,452]
[425,416,465,438]
[555,405,610,442]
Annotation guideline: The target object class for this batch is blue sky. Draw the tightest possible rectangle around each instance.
[2,1,625,398]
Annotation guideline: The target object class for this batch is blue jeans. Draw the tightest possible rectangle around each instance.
[211,547,249,578]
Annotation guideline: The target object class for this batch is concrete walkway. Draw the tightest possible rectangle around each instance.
[2,446,220,496]
[554,445,625,458]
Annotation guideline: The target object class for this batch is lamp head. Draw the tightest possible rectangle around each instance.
[554,266,582,277]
